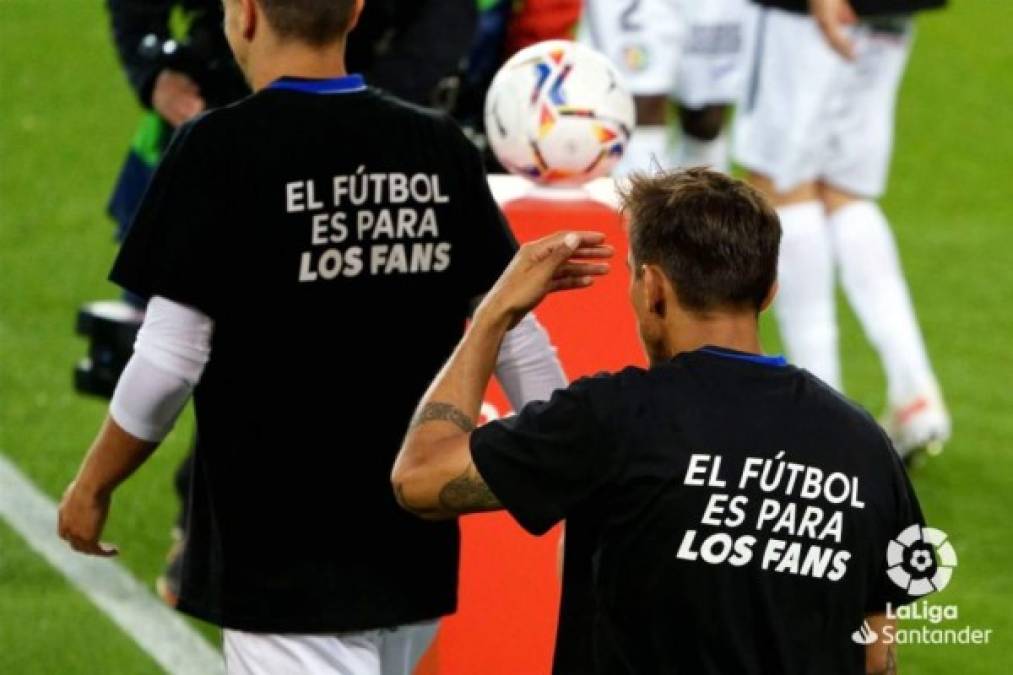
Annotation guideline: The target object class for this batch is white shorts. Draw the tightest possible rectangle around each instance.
[223,620,438,675]
[733,8,913,198]
[673,0,757,108]
[579,0,754,106]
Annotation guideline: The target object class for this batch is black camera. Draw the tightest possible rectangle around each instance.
[73,300,143,399]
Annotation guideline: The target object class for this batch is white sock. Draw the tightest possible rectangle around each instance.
[616,125,669,176]
[671,132,729,173]
[774,201,841,390]
[830,201,937,407]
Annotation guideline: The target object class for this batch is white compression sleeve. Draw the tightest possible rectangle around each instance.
[110,355,194,442]
[109,296,214,442]
[495,313,568,410]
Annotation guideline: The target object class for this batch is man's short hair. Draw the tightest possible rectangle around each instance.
[258,0,357,46]
[621,167,781,312]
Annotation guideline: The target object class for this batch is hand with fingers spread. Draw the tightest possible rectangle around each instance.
[810,0,859,60]
[476,231,613,330]
[58,480,119,558]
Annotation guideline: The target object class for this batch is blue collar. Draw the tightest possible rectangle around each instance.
[267,74,366,95]
[696,346,787,367]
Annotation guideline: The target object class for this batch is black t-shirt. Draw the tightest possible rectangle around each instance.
[753,0,944,15]
[472,347,928,674]
[111,75,517,632]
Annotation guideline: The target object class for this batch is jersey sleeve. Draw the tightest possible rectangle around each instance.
[452,124,518,303]
[109,115,226,317]
[470,376,615,535]
[865,440,929,612]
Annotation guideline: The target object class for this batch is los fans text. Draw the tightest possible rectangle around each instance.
[287,167,453,282]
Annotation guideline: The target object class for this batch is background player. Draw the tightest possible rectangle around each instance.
[57,0,568,672]
[393,168,929,674]
[579,0,754,173]
[735,0,950,456]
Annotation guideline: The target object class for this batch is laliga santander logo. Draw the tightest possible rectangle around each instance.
[851,620,879,646]
[887,525,957,596]
[850,528,992,647]
[851,525,959,646]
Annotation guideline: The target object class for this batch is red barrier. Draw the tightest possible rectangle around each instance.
[419,187,647,675]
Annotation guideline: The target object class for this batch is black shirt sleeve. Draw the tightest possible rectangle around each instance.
[109,114,226,316]
[865,438,929,612]
[470,377,615,535]
[451,124,518,304]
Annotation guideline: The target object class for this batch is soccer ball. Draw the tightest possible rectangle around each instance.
[484,40,635,187]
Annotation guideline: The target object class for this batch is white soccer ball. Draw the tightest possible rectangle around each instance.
[484,39,635,187]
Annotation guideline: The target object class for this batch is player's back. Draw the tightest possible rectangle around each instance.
[555,347,921,674]
[112,77,516,631]
[198,80,496,479]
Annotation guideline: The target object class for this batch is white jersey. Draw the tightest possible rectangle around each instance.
[579,0,756,107]
[733,7,914,197]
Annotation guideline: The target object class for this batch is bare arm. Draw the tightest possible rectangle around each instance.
[392,231,612,519]
[393,321,508,521]
[57,416,158,556]
[865,613,897,674]
[58,297,211,556]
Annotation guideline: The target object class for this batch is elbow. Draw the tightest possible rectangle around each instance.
[391,462,447,521]
[390,462,414,510]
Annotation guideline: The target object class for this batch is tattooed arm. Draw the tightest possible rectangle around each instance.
[391,231,611,519]
[391,318,503,521]
[865,614,897,674]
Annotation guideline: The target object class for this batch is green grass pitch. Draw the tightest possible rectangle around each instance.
[1,1,1011,672]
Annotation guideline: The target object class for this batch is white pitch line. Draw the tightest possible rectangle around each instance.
[0,453,224,675]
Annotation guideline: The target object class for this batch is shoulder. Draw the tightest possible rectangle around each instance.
[164,105,237,157]
[797,370,897,457]
[368,88,458,130]
[368,88,476,150]
[568,366,652,414]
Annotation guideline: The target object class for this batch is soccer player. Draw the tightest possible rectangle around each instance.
[58,0,568,671]
[394,169,929,673]
[734,0,950,455]
[579,0,755,173]
[104,0,493,608]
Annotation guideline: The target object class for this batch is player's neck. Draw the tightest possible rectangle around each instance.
[246,39,350,92]
[661,313,764,362]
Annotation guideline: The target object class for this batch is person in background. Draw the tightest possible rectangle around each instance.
[579,0,755,174]
[734,0,950,457]
[454,0,582,167]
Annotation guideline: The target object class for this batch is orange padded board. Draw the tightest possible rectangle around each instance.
[418,181,647,675]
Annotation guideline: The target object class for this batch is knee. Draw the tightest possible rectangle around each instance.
[634,96,670,126]
[679,105,727,141]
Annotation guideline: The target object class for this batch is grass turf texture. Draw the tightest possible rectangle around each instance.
[1,0,1010,672]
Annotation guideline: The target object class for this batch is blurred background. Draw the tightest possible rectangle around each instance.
[1,0,1011,673]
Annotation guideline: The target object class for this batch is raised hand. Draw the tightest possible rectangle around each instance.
[477,231,613,330]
